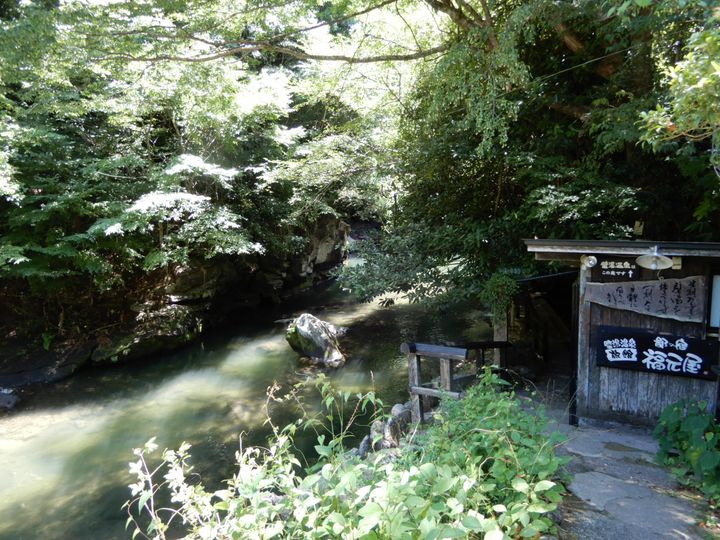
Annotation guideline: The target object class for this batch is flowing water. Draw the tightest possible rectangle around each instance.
[0,284,490,540]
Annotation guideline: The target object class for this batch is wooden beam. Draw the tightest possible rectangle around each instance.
[493,314,508,366]
[407,352,424,424]
[410,385,462,400]
[576,261,591,418]
[534,252,582,263]
[440,358,454,390]
[525,239,720,258]
[401,342,469,361]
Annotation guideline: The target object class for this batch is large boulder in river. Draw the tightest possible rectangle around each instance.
[285,313,346,368]
[0,388,18,410]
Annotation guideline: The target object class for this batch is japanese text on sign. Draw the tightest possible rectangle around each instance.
[599,260,637,279]
[585,276,706,323]
[596,326,718,380]
[604,337,699,374]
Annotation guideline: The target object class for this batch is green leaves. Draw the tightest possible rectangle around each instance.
[511,477,530,494]
[1,0,408,316]
[654,400,720,503]
[533,480,556,492]
[124,370,566,539]
[0,2,387,311]
[480,273,520,320]
[640,22,720,150]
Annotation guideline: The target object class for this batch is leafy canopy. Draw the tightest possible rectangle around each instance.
[2,0,720,312]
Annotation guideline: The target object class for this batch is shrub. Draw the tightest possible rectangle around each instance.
[125,370,566,539]
[653,400,720,504]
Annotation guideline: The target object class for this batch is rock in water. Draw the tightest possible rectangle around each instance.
[0,388,19,411]
[285,313,346,368]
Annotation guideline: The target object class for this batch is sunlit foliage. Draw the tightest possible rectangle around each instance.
[1,0,719,321]
[341,0,720,302]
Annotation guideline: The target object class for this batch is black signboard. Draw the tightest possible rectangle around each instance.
[595,326,719,381]
[591,257,641,282]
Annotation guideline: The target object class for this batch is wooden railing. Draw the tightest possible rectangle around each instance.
[401,341,512,424]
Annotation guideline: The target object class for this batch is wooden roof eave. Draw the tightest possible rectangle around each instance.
[524,239,720,261]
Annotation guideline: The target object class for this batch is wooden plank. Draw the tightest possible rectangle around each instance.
[440,358,454,391]
[599,368,717,418]
[407,352,423,424]
[570,278,579,425]
[401,342,469,361]
[459,341,513,349]
[576,262,591,417]
[493,315,508,366]
[534,252,582,264]
[410,386,462,400]
[525,239,720,258]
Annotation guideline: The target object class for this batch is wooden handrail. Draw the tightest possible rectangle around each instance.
[400,342,469,360]
[443,340,513,349]
[403,340,514,424]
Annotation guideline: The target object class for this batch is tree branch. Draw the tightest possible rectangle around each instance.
[94,42,451,64]
[477,0,498,49]
[554,23,584,53]
[90,0,450,65]
[423,0,473,30]
[271,0,398,42]
[395,0,422,51]
[553,23,621,80]
[423,0,496,49]
[105,0,398,48]
[455,0,487,28]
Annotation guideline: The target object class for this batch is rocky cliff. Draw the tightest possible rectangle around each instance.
[0,215,349,387]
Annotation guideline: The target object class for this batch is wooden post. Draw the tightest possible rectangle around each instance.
[569,279,579,426]
[439,358,454,391]
[403,342,468,424]
[475,348,485,372]
[493,312,508,366]
[576,260,591,419]
[407,351,424,424]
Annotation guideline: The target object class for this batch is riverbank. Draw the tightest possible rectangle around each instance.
[0,216,351,389]
[125,369,567,540]
[0,287,491,540]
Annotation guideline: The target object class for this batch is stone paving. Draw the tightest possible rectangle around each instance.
[513,374,711,539]
[551,419,708,539]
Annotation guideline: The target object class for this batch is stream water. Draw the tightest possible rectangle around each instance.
[0,283,490,540]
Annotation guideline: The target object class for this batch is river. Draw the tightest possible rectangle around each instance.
[0,283,490,540]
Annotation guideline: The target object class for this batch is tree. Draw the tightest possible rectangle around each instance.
[640,21,720,170]
[340,0,720,302]
[0,0,398,343]
[2,0,719,321]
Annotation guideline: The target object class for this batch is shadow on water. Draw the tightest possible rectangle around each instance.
[0,286,490,540]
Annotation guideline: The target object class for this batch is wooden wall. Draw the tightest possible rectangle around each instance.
[577,258,719,424]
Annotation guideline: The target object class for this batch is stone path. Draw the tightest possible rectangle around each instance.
[551,420,707,539]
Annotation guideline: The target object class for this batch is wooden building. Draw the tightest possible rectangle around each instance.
[525,240,720,425]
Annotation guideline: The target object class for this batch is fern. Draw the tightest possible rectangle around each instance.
[0,244,29,267]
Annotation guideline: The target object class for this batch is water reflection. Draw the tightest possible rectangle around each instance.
[0,291,489,540]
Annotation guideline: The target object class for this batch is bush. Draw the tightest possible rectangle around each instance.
[653,400,720,504]
[125,370,566,539]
